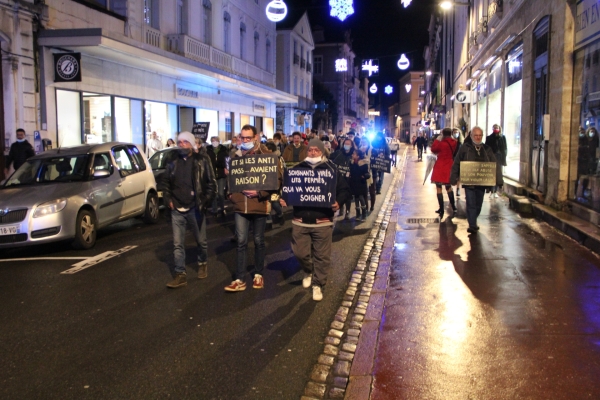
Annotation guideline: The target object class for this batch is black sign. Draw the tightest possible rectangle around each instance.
[371,152,391,173]
[282,165,337,208]
[192,122,210,142]
[228,154,279,192]
[54,53,81,82]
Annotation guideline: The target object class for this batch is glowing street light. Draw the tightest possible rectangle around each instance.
[440,1,471,9]
[266,0,288,22]
[425,70,433,76]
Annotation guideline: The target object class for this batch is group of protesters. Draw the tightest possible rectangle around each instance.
[161,125,394,302]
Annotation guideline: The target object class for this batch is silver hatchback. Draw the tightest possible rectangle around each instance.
[0,142,159,249]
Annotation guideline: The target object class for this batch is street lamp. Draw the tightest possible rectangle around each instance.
[440,1,471,9]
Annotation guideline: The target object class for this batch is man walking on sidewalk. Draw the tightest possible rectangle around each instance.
[5,128,35,176]
[163,132,216,288]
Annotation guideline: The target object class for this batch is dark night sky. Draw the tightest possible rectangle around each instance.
[281,0,438,107]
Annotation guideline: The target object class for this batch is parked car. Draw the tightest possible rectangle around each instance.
[0,142,159,250]
[148,147,179,203]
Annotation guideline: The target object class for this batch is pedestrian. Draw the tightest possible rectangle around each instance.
[485,124,508,198]
[225,124,283,292]
[282,131,308,165]
[281,139,351,301]
[331,138,355,220]
[162,131,217,288]
[450,126,503,234]
[349,148,370,221]
[264,141,285,226]
[371,131,390,194]
[272,132,285,154]
[206,136,228,217]
[359,138,376,213]
[194,137,203,152]
[166,138,176,148]
[452,128,463,198]
[5,128,35,176]
[389,136,401,166]
[431,128,458,219]
[146,131,163,158]
[415,133,428,161]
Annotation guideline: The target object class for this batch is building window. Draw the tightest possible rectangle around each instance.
[266,39,271,72]
[144,0,159,28]
[223,12,231,53]
[203,0,212,45]
[294,75,297,95]
[314,55,322,74]
[177,0,187,34]
[306,82,310,99]
[240,23,246,60]
[78,0,127,17]
[418,85,424,97]
[300,78,304,97]
[254,32,260,66]
[225,115,233,141]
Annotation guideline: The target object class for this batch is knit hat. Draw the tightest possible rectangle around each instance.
[308,138,326,154]
[178,131,197,150]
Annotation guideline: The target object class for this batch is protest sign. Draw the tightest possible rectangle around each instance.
[371,151,391,173]
[228,154,279,192]
[282,165,337,208]
[459,161,497,186]
[192,122,210,142]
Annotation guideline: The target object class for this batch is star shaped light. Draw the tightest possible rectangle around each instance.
[385,85,393,95]
[330,0,354,22]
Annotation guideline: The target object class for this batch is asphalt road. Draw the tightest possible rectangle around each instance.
[0,174,394,399]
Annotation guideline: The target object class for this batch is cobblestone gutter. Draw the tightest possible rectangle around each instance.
[301,149,406,399]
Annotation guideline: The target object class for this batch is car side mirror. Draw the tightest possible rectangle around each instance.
[93,170,110,178]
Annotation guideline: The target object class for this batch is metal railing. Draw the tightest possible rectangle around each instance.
[293,54,299,64]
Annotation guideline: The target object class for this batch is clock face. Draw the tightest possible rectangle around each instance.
[56,55,79,80]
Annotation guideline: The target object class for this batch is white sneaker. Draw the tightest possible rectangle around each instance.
[312,286,323,301]
[302,274,312,288]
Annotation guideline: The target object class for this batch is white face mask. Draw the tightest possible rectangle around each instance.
[211,141,219,147]
[273,140,280,145]
[241,141,254,151]
[589,132,596,138]
[305,156,322,165]
[343,145,352,151]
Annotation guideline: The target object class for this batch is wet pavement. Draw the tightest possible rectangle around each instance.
[347,147,600,399]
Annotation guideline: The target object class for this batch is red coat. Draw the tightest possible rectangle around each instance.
[431,137,457,184]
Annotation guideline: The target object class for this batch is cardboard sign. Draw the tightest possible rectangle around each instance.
[459,162,497,186]
[228,154,279,192]
[282,165,337,208]
[192,122,210,141]
[371,151,391,173]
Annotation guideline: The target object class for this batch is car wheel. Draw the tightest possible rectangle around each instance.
[143,192,160,224]
[72,210,96,250]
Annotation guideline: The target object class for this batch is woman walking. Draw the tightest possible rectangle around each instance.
[430,128,458,219]
[349,149,370,221]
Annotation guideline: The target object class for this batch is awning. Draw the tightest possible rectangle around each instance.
[38,28,297,104]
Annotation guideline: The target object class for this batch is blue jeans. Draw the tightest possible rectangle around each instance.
[171,207,207,274]
[235,213,267,280]
[465,187,485,229]
[212,177,226,213]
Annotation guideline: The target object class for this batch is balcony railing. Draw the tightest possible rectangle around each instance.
[143,25,161,48]
[211,47,232,72]
[307,62,312,73]
[167,34,210,64]
[293,54,299,65]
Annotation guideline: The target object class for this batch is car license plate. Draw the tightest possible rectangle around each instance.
[0,226,18,235]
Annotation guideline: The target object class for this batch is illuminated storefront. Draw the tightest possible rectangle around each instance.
[503,44,523,181]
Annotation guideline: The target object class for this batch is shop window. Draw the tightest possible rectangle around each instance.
[487,60,502,134]
[56,90,82,147]
[504,43,523,181]
[476,75,487,131]
[532,16,550,192]
[115,97,143,146]
[83,93,112,144]
[195,108,219,139]
[145,101,178,149]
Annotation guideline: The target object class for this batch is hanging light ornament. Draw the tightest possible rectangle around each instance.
[405,84,412,93]
[385,85,394,95]
[266,0,288,22]
[397,54,410,70]
[369,84,378,94]
[330,0,354,22]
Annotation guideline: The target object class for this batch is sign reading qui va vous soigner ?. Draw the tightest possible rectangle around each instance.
[282,166,337,208]
[228,154,280,192]
[459,161,497,186]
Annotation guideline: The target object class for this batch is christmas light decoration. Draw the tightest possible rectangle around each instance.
[405,84,412,93]
[266,0,288,22]
[361,59,379,77]
[401,0,412,7]
[330,0,354,22]
[369,84,378,94]
[335,59,348,72]
[385,85,393,95]
[397,54,410,70]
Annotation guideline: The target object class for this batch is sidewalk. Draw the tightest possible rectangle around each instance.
[342,146,600,399]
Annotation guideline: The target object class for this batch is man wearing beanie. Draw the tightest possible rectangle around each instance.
[162,131,216,288]
[280,139,351,301]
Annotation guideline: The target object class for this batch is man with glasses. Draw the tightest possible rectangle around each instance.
[225,124,283,292]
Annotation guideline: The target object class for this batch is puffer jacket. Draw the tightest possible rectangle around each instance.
[229,143,283,215]
[450,141,502,187]
[162,149,217,210]
[431,137,457,184]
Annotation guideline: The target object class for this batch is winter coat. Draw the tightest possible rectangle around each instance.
[349,159,370,197]
[6,140,35,171]
[229,143,283,215]
[430,137,458,184]
[414,136,428,149]
[206,144,228,179]
[162,150,217,210]
[291,159,352,225]
[331,148,353,180]
[282,143,308,163]
[450,141,502,187]
[485,133,508,166]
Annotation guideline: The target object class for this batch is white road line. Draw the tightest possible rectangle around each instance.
[0,257,89,262]
[60,245,138,274]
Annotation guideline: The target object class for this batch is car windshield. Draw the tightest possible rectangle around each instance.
[4,154,90,187]
[149,149,177,170]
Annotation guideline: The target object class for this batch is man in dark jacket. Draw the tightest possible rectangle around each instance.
[331,138,355,219]
[414,133,428,161]
[371,131,391,194]
[5,128,35,176]
[162,131,217,288]
[206,136,228,216]
[485,124,508,198]
[450,126,503,234]
[281,139,351,301]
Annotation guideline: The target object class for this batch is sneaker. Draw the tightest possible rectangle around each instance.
[253,274,264,289]
[167,273,187,289]
[302,273,312,288]
[344,211,350,220]
[312,285,323,301]
[225,279,246,292]
[197,262,208,279]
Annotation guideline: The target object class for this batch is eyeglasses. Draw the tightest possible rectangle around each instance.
[240,136,254,142]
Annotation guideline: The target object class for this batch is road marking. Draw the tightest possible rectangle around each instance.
[60,246,138,274]
[0,257,89,262]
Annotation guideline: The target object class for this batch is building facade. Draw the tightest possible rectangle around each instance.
[398,71,425,143]
[275,11,314,135]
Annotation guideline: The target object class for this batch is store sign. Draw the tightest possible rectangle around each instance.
[576,0,600,47]
[54,53,81,82]
[175,85,199,99]
[253,101,266,113]
[192,122,210,141]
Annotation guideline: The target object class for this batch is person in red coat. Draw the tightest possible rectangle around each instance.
[431,128,458,219]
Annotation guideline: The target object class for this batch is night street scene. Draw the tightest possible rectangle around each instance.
[1,0,600,399]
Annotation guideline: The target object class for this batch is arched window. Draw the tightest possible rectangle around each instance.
[203,0,212,45]
[254,31,260,66]
[223,12,231,53]
[240,23,246,60]
[266,39,271,72]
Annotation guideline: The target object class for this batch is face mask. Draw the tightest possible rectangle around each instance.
[178,147,192,156]
[305,156,322,165]
[273,140,280,145]
[211,141,219,147]
[453,133,459,139]
[343,145,352,151]
[16,139,25,143]
[241,141,254,151]
[493,130,500,134]
[589,132,595,138]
